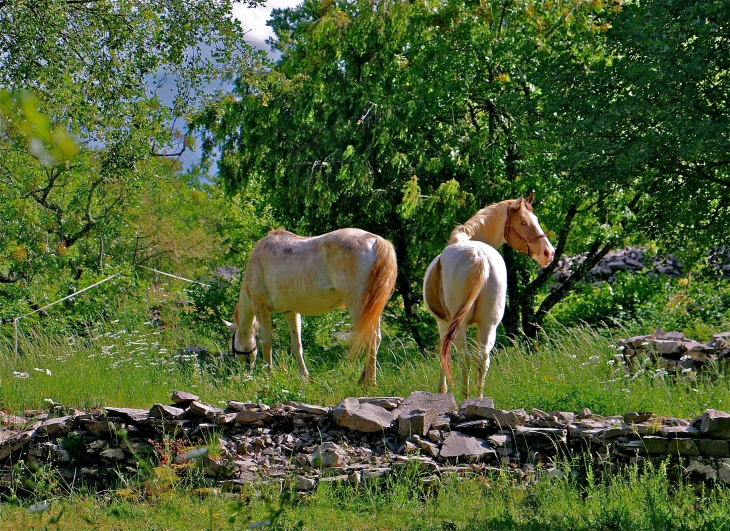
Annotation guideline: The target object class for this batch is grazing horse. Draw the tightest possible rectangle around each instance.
[226,228,397,385]
[423,195,555,398]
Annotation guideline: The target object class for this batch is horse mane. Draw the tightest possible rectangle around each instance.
[447,200,515,246]
[268,227,288,235]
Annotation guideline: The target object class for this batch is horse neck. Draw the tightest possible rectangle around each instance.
[234,292,256,338]
[451,202,508,249]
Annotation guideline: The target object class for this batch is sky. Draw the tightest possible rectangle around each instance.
[233,0,302,54]
[178,0,300,170]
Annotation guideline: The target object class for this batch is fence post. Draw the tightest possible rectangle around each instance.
[13,318,18,359]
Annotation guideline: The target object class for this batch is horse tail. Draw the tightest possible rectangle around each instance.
[350,236,398,359]
[439,260,488,386]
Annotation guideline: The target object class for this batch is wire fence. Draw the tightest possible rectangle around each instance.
[1,265,211,358]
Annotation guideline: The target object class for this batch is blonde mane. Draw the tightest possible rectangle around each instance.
[447,200,515,246]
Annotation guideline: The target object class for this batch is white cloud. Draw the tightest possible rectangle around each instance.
[233,0,303,53]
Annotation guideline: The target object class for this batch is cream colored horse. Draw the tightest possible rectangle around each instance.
[226,228,397,385]
[423,195,555,398]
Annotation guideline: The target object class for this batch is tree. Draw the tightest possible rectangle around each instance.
[548,0,730,251]
[0,0,267,312]
[198,0,629,343]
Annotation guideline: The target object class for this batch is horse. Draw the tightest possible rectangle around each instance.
[423,194,555,398]
[225,228,397,385]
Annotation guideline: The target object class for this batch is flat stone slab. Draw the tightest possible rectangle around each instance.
[149,404,186,420]
[171,391,200,405]
[333,398,397,433]
[189,401,225,419]
[235,410,273,424]
[398,391,456,417]
[357,397,403,411]
[460,398,496,419]
[38,416,75,436]
[440,431,495,460]
[104,408,149,423]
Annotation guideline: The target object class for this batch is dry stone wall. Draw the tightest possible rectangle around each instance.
[619,330,730,374]
[3,390,730,495]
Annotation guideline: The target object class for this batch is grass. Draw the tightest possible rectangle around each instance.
[1,316,727,419]
[2,461,730,530]
[4,299,730,530]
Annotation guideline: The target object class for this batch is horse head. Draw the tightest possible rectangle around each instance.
[223,318,258,369]
[504,194,555,267]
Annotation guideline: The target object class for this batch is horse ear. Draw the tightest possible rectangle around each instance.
[223,319,237,332]
[510,197,524,211]
[526,192,534,205]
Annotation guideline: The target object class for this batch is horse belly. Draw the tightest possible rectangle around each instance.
[270,288,342,315]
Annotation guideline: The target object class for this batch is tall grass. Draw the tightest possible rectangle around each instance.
[1,316,728,419]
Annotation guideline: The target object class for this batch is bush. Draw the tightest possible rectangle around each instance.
[548,273,730,340]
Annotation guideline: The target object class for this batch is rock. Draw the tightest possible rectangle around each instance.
[235,410,273,424]
[658,425,701,439]
[697,409,730,439]
[398,408,437,437]
[624,412,653,424]
[312,442,346,467]
[100,448,126,460]
[399,391,457,417]
[79,417,124,436]
[149,404,187,420]
[696,439,730,458]
[439,432,495,461]
[287,402,330,416]
[460,398,496,419]
[215,265,241,282]
[419,439,440,458]
[483,408,530,429]
[171,391,200,406]
[104,407,149,423]
[38,416,75,436]
[357,397,403,411]
[189,401,225,419]
[513,427,567,450]
[578,408,592,420]
[332,398,397,433]
[290,475,317,491]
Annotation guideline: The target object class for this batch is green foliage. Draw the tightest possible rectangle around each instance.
[197,0,622,340]
[549,274,730,341]
[0,0,267,320]
[183,277,240,345]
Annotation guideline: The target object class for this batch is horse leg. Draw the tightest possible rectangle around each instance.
[437,320,450,394]
[360,325,380,386]
[284,312,309,380]
[454,327,471,400]
[255,308,274,371]
[346,302,379,386]
[475,324,497,399]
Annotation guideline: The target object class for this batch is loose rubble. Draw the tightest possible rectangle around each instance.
[4,390,730,495]
[619,329,730,374]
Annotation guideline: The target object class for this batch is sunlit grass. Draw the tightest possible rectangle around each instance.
[2,461,730,530]
[1,317,729,420]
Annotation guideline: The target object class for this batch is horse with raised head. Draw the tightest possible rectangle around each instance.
[423,194,555,398]
[226,228,397,385]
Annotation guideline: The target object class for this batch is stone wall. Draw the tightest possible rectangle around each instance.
[551,246,730,285]
[619,330,730,375]
[3,390,730,495]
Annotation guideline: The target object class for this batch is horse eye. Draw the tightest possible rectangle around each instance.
[521,221,527,225]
